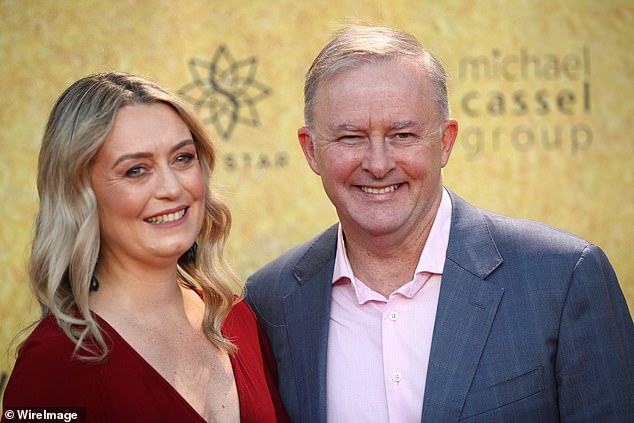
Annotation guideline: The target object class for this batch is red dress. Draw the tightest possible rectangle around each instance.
[1,300,289,422]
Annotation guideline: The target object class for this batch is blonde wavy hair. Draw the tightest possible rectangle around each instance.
[29,71,240,360]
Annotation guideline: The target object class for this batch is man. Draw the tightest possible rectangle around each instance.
[245,25,634,422]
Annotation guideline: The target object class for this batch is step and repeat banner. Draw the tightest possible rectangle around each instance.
[1,0,632,399]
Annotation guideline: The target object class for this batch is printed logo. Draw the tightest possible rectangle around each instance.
[179,45,272,141]
[456,47,592,159]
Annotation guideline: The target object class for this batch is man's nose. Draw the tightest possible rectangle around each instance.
[361,137,396,178]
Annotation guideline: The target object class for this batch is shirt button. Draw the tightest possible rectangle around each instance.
[388,311,399,321]
[392,372,402,382]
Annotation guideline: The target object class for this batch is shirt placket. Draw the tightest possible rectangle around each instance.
[382,294,406,422]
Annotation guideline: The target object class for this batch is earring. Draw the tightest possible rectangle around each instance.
[179,242,198,264]
[90,275,100,292]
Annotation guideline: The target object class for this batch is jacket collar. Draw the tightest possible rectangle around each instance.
[445,190,503,278]
[287,189,506,423]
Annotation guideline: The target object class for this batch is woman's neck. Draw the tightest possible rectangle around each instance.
[89,260,193,324]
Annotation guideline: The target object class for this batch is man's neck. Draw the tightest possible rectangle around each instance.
[342,216,435,298]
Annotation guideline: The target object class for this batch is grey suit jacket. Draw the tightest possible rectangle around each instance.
[246,190,634,422]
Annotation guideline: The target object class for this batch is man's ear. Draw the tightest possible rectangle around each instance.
[440,118,458,168]
[298,126,321,175]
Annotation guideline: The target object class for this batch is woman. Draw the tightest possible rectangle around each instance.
[2,72,289,422]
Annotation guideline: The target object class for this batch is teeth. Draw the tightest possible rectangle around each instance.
[361,184,400,194]
[145,209,186,224]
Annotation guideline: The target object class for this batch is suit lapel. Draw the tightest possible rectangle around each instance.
[279,194,503,423]
[422,192,504,422]
[283,225,337,423]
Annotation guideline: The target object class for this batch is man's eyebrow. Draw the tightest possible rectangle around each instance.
[111,139,195,169]
[331,121,422,131]
[390,120,420,130]
[333,123,363,132]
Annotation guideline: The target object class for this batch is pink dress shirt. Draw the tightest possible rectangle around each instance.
[327,188,452,423]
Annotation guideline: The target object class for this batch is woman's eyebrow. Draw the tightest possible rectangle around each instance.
[111,139,195,169]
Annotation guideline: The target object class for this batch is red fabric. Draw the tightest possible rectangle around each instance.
[2,300,289,423]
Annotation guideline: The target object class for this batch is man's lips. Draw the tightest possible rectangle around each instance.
[360,184,401,194]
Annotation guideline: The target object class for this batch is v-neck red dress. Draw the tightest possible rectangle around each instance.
[1,300,289,422]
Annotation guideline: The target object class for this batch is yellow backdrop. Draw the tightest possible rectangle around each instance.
[1,0,632,402]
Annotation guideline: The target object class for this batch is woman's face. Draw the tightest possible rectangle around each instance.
[91,102,205,269]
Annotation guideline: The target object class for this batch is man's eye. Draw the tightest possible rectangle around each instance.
[337,135,365,144]
[391,132,417,140]
[389,133,420,146]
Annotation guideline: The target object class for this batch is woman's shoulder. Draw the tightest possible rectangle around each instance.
[223,298,258,339]
[3,316,100,407]
[222,299,291,422]
[15,315,78,362]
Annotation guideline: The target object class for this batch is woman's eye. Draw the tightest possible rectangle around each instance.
[175,153,195,164]
[125,166,146,178]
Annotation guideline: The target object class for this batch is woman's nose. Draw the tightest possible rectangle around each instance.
[155,167,182,199]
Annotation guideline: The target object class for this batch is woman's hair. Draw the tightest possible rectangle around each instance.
[30,71,240,360]
[303,25,450,128]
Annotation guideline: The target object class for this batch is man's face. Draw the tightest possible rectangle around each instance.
[298,57,457,241]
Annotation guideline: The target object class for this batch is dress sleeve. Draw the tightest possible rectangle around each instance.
[255,306,289,421]
[224,300,290,423]
[2,318,90,414]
